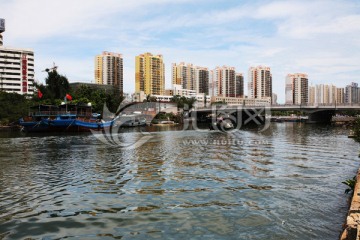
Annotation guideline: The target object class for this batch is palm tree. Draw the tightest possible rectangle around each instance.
[144,94,157,102]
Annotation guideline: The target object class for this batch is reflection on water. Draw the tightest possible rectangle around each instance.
[0,123,358,239]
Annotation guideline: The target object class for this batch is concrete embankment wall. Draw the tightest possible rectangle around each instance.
[341,169,360,240]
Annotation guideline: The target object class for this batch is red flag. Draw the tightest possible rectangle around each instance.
[38,89,43,98]
[66,94,72,101]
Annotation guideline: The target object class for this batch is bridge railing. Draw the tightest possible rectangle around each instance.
[194,103,360,111]
[272,103,360,107]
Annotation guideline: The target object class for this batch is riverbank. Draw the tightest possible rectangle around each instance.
[341,168,360,240]
[0,125,21,132]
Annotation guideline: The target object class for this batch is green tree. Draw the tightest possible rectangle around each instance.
[0,92,30,125]
[211,101,227,106]
[170,95,197,109]
[72,85,124,114]
[144,94,157,102]
[352,118,360,142]
[34,70,70,103]
[45,70,70,100]
[106,88,125,113]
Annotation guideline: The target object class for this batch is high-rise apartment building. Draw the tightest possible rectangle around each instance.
[285,75,293,104]
[0,47,35,95]
[172,62,195,91]
[0,18,4,47]
[285,73,308,104]
[0,19,34,95]
[345,82,359,103]
[328,84,337,104]
[195,66,209,95]
[135,52,165,95]
[311,84,342,105]
[308,86,315,105]
[336,88,345,104]
[95,51,123,93]
[235,73,244,98]
[172,63,209,95]
[315,84,327,104]
[211,66,236,97]
[248,66,272,100]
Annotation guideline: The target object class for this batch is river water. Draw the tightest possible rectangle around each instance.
[0,123,359,239]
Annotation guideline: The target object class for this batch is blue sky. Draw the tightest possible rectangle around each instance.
[2,0,360,103]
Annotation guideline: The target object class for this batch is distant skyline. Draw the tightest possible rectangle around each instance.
[2,0,360,103]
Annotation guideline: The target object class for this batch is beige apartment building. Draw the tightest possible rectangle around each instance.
[135,52,165,95]
[285,73,308,104]
[94,51,123,93]
[248,66,272,101]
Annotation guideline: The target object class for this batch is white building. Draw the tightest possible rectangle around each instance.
[0,46,34,95]
[285,75,293,104]
[345,82,359,103]
[133,84,211,108]
[172,62,209,95]
[248,66,272,100]
[285,73,308,105]
[211,96,271,106]
[210,66,237,97]
[310,84,342,105]
[172,84,196,97]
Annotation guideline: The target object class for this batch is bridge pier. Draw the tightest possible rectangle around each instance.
[307,110,335,123]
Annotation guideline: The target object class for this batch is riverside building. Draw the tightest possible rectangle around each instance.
[235,73,244,97]
[248,66,272,101]
[135,52,165,95]
[172,62,209,95]
[345,82,360,104]
[210,66,237,97]
[94,51,123,93]
[308,84,344,105]
[285,73,308,104]
[0,18,34,95]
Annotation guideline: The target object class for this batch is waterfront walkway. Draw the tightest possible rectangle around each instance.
[341,169,360,240]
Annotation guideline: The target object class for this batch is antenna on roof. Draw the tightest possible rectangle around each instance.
[42,62,58,72]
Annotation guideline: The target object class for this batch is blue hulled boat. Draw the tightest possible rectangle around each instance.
[74,118,116,130]
[19,104,114,132]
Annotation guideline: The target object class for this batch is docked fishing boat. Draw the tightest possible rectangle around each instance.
[19,104,115,132]
[74,118,116,131]
[117,114,147,127]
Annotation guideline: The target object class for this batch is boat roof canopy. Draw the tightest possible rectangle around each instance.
[30,103,92,111]
[30,105,59,110]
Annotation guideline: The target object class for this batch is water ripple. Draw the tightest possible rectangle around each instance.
[0,124,358,239]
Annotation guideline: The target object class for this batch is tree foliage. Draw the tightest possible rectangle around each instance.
[0,70,125,125]
[72,85,124,113]
[342,176,356,194]
[143,94,157,102]
[170,95,196,109]
[34,70,70,103]
[352,118,360,142]
[0,92,30,125]
[211,101,227,106]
